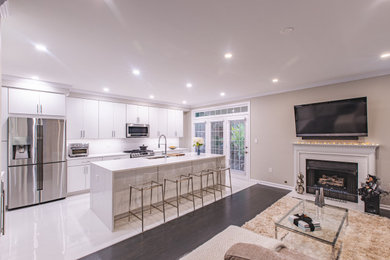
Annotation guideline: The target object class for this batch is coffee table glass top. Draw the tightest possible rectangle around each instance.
[275,199,348,246]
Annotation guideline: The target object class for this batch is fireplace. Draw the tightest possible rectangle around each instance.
[306,159,358,202]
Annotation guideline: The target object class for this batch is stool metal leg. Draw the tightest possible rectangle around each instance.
[211,173,216,201]
[191,177,195,211]
[200,175,204,206]
[150,181,153,214]
[161,185,166,222]
[128,186,133,222]
[175,180,179,217]
[141,188,144,232]
[228,168,233,195]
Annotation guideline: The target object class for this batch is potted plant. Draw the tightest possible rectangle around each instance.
[358,174,389,215]
[193,137,204,155]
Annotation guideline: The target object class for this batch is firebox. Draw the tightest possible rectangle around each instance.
[306,159,358,202]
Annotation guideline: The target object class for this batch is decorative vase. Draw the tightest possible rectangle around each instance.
[197,146,201,155]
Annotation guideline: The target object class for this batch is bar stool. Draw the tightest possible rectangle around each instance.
[163,175,196,217]
[205,167,233,197]
[189,170,217,207]
[128,181,165,232]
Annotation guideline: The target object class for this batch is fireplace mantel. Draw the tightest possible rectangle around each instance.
[293,142,379,211]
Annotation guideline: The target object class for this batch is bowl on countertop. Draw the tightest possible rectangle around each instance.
[169,146,177,150]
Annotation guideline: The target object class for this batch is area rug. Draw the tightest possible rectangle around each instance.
[242,196,390,260]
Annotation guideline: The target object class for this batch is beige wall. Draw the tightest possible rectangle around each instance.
[179,111,192,149]
[250,75,390,205]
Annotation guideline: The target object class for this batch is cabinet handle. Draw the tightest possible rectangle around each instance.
[40,105,43,114]
[36,104,39,114]
[114,131,116,138]
[81,130,83,139]
[137,117,140,123]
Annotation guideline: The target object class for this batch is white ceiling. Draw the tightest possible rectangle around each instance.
[2,0,390,107]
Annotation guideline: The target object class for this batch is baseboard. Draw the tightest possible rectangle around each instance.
[251,179,294,191]
[380,204,390,211]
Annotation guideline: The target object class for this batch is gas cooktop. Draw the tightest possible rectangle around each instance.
[123,149,154,158]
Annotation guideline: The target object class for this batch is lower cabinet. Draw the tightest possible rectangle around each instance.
[67,165,89,193]
[67,154,129,195]
[67,157,102,195]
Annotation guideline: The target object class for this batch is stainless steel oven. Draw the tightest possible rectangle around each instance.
[126,123,149,138]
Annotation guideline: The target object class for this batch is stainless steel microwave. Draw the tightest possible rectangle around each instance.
[126,123,149,138]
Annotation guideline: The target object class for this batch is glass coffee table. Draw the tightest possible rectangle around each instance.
[275,199,348,259]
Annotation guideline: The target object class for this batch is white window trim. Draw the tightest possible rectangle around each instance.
[191,101,251,179]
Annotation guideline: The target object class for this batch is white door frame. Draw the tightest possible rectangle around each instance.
[191,102,251,180]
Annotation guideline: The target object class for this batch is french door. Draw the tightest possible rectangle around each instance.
[227,117,249,178]
[197,116,249,178]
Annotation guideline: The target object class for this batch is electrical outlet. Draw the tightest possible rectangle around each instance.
[268,167,273,173]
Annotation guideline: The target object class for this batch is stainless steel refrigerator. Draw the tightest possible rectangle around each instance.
[7,117,67,209]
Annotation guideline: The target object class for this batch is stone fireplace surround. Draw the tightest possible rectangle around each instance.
[293,142,379,211]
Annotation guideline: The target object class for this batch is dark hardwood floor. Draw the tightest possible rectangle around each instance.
[82,184,289,260]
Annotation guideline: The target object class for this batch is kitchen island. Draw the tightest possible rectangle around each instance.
[90,153,225,231]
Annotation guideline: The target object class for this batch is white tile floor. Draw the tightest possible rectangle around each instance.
[0,177,255,260]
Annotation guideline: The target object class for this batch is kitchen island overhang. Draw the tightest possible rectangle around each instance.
[90,153,226,231]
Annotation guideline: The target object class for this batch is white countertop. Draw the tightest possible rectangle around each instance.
[67,152,128,161]
[91,153,224,173]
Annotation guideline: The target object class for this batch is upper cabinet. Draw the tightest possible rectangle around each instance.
[126,104,149,124]
[8,88,65,116]
[149,107,168,138]
[66,98,99,139]
[167,109,184,138]
[99,101,126,139]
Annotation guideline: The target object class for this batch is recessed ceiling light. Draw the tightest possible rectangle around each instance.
[35,44,48,52]
[149,95,154,99]
[272,78,279,83]
[224,53,233,59]
[182,100,187,104]
[31,76,39,80]
[220,92,226,97]
[103,87,110,92]
[280,27,295,34]
[380,52,390,59]
[132,69,141,76]
[186,83,193,88]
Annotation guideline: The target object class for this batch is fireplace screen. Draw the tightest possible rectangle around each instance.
[306,159,358,202]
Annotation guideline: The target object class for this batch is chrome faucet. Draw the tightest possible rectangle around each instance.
[158,134,167,158]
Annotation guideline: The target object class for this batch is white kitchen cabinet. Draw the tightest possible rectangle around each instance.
[113,103,126,138]
[66,97,99,139]
[39,92,66,116]
[67,154,128,195]
[83,99,99,139]
[8,88,40,115]
[1,88,8,141]
[167,109,184,138]
[99,101,126,139]
[8,88,65,116]
[149,107,168,138]
[67,157,102,194]
[98,101,114,139]
[67,165,87,193]
[127,104,149,124]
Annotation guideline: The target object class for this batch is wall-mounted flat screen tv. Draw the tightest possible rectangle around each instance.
[294,97,368,137]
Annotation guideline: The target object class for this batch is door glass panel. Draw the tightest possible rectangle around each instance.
[211,121,224,154]
[194,122,206,153]
[230,120,246,174]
